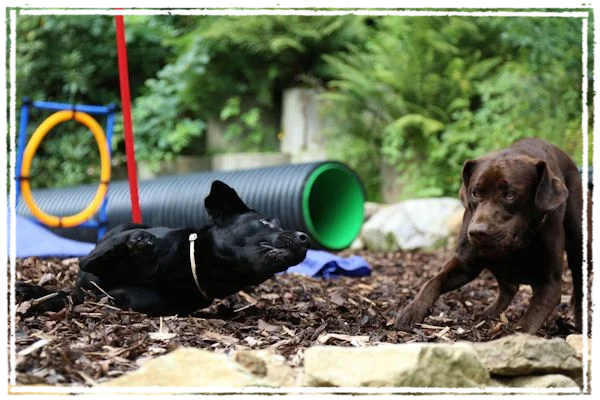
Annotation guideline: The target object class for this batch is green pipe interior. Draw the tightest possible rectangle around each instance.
[302,163,365,250]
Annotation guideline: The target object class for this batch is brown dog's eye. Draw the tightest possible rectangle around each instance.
[471,189,481,198]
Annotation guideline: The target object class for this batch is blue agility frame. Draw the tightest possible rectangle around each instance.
[16,98,117,240]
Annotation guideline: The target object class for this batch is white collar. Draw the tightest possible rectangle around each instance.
[189,233,211,300]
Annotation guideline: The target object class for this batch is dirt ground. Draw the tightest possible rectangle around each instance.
[10,249,580,386]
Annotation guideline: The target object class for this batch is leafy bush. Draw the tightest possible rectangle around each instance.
[16,14,589,202]
[322,16,588,201]
[130,15,370,159]
[16,15,182,188]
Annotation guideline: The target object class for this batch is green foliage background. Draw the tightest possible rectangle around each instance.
[15,13,591,201]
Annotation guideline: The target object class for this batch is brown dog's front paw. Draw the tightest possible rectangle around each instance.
[394,303,428,332]
[515,317,541,335]
[475,307,501,322]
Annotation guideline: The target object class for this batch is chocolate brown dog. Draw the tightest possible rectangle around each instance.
[395,138,587,334]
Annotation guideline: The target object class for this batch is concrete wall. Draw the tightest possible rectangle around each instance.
[211,152,291,171]
[117,88,330,181]
[280,88,328,163]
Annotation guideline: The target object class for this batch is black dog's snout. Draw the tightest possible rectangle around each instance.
[296,231,310,246]
[278,231,310,249]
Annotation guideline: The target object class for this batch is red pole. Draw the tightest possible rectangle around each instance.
[114,13,142,223]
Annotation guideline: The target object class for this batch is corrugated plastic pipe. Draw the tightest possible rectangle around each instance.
[17,162,366,251]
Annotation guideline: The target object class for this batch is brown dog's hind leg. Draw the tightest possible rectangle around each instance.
[395,256,481,332]
[477,277,519,320]
[517,219,565,334]
[563,173,585,331]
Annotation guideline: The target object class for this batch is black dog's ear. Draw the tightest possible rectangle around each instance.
[205,181,252,224]
[459,160,477,208]
[534,160,569,214]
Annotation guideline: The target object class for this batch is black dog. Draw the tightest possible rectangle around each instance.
[17,180,310,316]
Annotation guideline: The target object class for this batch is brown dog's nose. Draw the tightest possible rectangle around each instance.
[468,223,492,242]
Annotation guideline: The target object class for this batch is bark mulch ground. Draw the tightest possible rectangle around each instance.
[10,249,579,386]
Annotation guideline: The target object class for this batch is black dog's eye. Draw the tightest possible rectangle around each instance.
[503,191,515,200]
[260,219,277,229]
[261,218,282,230]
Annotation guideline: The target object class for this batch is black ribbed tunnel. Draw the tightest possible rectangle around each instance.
[17,162,366,250]
[579,166,600,192]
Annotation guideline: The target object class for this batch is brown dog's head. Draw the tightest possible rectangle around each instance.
[458,153,568,257]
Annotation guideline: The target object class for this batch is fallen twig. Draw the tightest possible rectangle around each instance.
[233,304,254,313]
[416,323,447,330]
[434,326,451,339]
[90,281,115,300]
[87,301,123,311]
[77,370,97,386]
[17,338,50,357]
[31,292,59,307]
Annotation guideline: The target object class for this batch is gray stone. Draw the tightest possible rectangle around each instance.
[361,198,463,251]
[473,334,582,377]
[566,334,592,389]
[495,374,584,397]
[350,237,364,250]
[233,349,298,387]
[100,347,269,387]
[364,202,383,222]
[303,343,490,388]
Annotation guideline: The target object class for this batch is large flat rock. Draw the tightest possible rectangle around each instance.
[303,342,490,388]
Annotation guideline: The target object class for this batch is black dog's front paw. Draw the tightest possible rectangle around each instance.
[108,288,133,311]
[126,231,156,255]
[15,282,70,315]
[16,281,52,302]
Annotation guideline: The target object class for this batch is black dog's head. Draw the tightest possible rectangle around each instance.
[204,181,310,287]
[459,153,568,258]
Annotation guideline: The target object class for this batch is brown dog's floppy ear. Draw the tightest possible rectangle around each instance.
[459,160,477,208]
[205,180,253,224]
[534,160,569,213]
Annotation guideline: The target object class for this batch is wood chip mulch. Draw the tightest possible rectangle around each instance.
[9,249,579,386]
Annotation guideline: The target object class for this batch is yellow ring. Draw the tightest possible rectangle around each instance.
[20,110,111,228]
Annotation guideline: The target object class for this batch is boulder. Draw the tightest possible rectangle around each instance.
[566,334,592,389]
[99,347,270,388]
[472,334,582,377]
[233,349,298,387]
[303,343,490,388]
[495,374,584,397]
[361,198,463,251]
[350,237,365,250]
[447,208,464,236]
[5,382,66,398]
[364,202,384,222]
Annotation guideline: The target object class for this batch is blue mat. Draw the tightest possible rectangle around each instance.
[285,249,371,278]
[8,212,371,279]
[7,213,95,258]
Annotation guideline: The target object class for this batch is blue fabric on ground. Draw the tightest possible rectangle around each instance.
[7,213,94,258]
[285,249,371,278]
[7,210,371,279]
